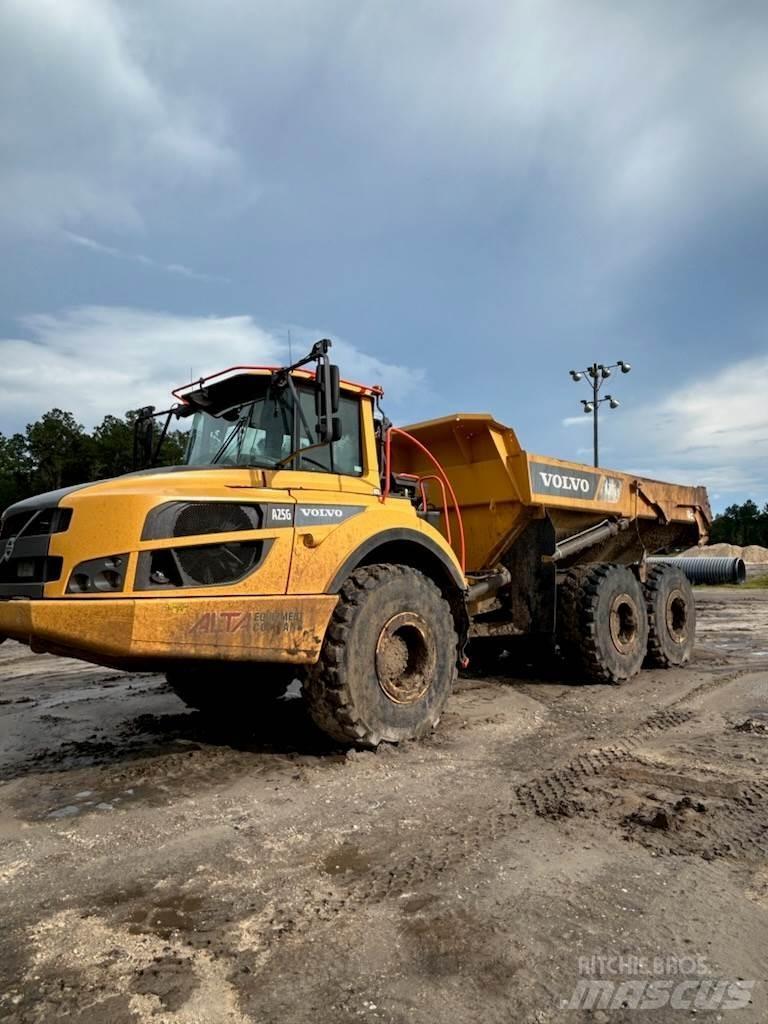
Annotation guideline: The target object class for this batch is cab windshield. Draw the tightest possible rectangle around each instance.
[184,377,363,476]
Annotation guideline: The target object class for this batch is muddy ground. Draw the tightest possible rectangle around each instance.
[0,588,766,1023]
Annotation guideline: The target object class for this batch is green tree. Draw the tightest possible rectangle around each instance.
[0,432,32,510]
[157,427,188,467]
[25,409,90,492]
[710,500,768,547]
[91,414,136,478]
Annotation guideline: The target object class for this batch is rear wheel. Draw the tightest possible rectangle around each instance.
[643,564,696,668]
[303,564,458,747]
[165,662,295,714]
[557,563,648,684]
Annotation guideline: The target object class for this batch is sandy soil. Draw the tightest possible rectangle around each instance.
[0,588,766,1023]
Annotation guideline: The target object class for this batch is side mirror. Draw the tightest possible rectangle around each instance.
[315,363,342,441]
[329,364,340,412]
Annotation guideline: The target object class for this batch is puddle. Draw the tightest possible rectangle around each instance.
[401,894,438,914]
[43,785,149,821]
[126,894,204,939]
[322,842,374,876]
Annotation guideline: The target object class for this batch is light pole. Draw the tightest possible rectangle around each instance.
[569,361,631,467]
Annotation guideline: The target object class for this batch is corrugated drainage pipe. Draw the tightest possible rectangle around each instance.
[647,556,747,585]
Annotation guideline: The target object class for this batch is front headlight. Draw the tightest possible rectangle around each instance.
[67,554,128,594]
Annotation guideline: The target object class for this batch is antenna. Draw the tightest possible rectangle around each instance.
[287,328,293,363]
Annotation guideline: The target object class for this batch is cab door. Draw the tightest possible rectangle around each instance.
[285,388,376,595]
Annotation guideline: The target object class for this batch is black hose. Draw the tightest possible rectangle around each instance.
[647,556,746,585]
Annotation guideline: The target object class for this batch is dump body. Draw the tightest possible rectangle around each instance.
[392,414,712,572]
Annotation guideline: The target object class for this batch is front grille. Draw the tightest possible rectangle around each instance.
[142,502,262,541]
[0,505,71,597]
[173,503,255,537]
[0,507,72,539]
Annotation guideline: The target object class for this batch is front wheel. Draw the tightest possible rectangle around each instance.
[303,564,458,747]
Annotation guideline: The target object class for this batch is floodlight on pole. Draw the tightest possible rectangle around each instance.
[568,360,631,467]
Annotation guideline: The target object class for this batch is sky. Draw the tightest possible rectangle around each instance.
[1,0,767,510]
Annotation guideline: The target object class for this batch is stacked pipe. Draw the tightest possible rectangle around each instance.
[647,556,746,585]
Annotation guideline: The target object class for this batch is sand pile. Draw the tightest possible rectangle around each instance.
[682,542,768,562]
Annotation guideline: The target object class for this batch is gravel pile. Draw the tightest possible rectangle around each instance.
[682,542,768,563]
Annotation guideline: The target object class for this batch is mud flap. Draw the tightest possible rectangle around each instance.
[501,515,557,635]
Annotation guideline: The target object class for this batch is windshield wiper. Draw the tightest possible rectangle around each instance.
[211,410,250,464]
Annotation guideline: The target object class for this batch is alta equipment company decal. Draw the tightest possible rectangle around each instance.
[189,610,304,635]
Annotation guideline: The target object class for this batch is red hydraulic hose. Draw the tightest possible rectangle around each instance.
[382,427,466,573]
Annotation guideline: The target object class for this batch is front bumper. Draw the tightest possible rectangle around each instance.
[0,595,337,669]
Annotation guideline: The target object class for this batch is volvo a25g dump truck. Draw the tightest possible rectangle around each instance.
[0,340,711,746]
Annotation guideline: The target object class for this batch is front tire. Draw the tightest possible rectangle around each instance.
[557,563,649,684]
[303,564,458,747]
[644,564,695,668]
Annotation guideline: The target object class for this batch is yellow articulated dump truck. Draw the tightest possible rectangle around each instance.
[0,340,711,746]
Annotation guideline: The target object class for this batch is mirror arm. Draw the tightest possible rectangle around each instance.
[132,403,189,470]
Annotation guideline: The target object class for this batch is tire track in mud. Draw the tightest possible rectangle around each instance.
[29,683,763,999]
[217,698,761,957]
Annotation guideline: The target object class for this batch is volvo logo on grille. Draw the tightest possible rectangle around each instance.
[1,537,16,563]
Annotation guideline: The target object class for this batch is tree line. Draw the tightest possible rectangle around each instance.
[709,500,768,548]
[0,408,188,513]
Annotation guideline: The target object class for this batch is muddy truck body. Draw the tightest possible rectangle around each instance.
[0,341,711,746]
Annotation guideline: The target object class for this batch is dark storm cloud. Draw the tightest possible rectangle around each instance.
[1,0,767,506]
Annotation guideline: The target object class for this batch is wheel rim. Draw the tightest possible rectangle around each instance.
[665,589,688,643]
[609,593,639,654]
[375,612,436,705]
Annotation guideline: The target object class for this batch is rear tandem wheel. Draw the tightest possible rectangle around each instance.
[643,563,696,668]
[557,563,649,684]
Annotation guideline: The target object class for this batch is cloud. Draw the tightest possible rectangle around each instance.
[0,306,424,433]
[63,232,228,283]
[134,3,768,236]
[0,0,237,235]
[562,416,592,428]
[4,0,766,268]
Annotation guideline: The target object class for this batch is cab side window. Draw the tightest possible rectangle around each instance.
[297,390,363,476]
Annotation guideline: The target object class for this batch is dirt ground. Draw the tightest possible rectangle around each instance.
[0,588,766,1023]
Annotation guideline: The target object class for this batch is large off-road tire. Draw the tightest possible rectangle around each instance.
[303,564,458,747]
[643,564,696,668]
[165,663,295,714]
[557,563,649,684]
